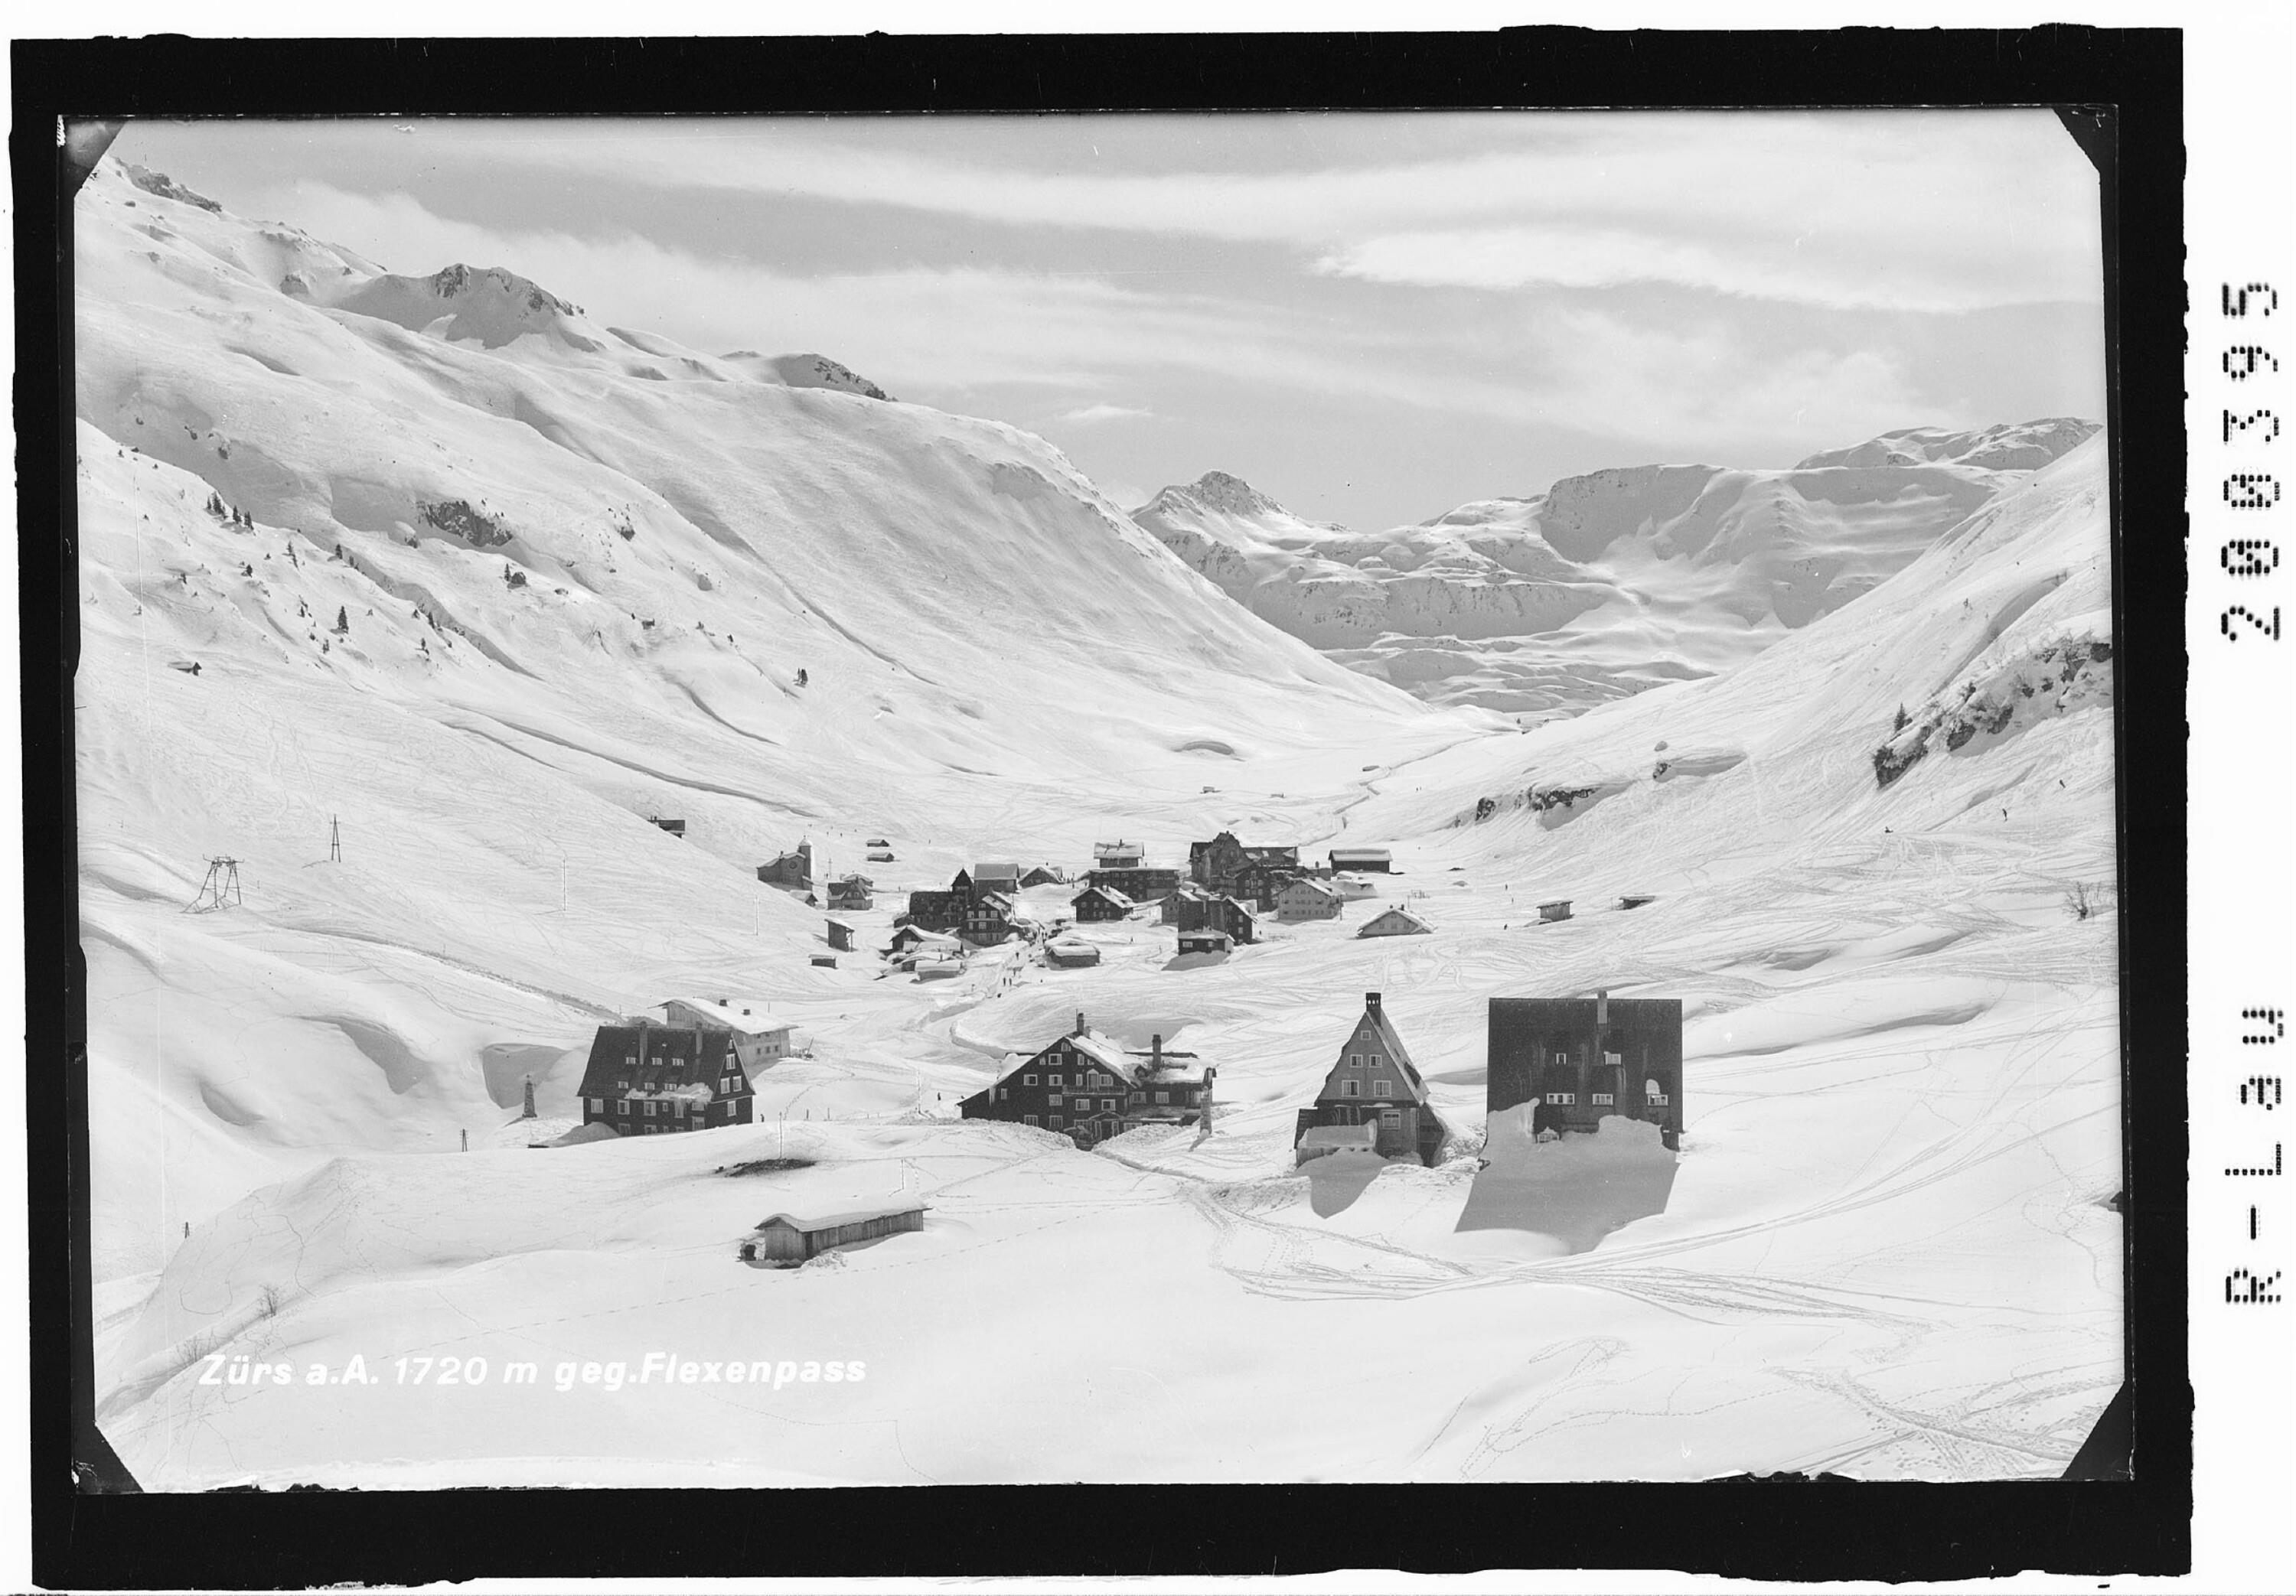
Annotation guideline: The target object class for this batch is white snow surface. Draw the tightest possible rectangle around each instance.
[1134,418,2099,722]
[81,161,2118,1488]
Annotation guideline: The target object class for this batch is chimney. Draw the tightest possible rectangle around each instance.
[1151,1034,1163,1069]
[1365,992,1381,1013]
[1076,1011,1088,1036]
[1596,989,1609,1026]
[637,1017,651,1063]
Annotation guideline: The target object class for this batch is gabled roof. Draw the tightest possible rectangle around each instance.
[1073,884,1133,907]
[578,1024,745,1099]
[974,861,1021,880]
[1330,846,1391,860]
[1280,878,1341,901]
[1300,1123,1380,1151]
[1356,907,1432,936]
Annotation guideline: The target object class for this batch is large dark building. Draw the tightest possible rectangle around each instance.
[1486,992,1682,1149]
[960,1014,1215,1148]
[578,1020,756,1136]
[1188,831,1299,893]
[1088,865,1182,902]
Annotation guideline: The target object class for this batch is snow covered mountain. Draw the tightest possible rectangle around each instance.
[74,156,1480,1278]
[1134,418,2099,721]
[80,158,2117,1490]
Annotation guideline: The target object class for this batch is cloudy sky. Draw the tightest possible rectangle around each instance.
[110,112,2105,530]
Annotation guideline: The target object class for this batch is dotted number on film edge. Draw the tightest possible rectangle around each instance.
[2221,285,2283,643]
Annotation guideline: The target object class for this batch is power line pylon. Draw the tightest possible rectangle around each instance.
[187,857,243,912]
[328,814,342,863]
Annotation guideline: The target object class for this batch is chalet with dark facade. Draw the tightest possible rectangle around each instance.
[1329,847,1391,873]
[826,873,872,911]
[1487,992,1682,1149]
[1088,865,1182,903]
[1071,884,1134,923]
[1174,891,1257,944]
[959,1015,1216,1148]
[1161,882,1217,925]
[1231,860,1302,911]
[958,891,1018,946]
[1094,840,1145,870]
[1292,992,1449,1166]
[1189,831,1300,894]
[904,868,981,932]
[1019,864,1065,888]
[579,1019,755,1136]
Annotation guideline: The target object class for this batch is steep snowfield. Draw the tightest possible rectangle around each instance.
[1135,419,2098,720]
[82,162,2116,1488]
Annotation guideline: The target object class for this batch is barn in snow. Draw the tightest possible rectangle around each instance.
[1486,992,1682,1149]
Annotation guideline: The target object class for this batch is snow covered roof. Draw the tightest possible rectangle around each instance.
[1330,846,1391,861]
[974,861,1021,880]
[1300,1124,1379,1150]
[1356,907,1432,937]
[1281,878,1341,901]
[755,1204,929,1233]
[660,997,792,1034]
[1074,884,1133,906]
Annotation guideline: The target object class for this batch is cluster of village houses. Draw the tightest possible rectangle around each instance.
[572,833,1676,1264]
[576,985,1681,1265]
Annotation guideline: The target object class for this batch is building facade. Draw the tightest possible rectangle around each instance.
[1276,877,1343,921]
[1355,906,1432,938]
[1329,847,1391,873]
[757,840,812,890]
[579,1020,756,1135]
[1094,840,1145,870]
[1188,832,1300,893]
[1486,993,1682,1149]
[1088,865,1182,903]
[1292,992,1449,1166]
[959,1015,1215,1148]
[658,997,794,1072]
[1071,884,1134,923]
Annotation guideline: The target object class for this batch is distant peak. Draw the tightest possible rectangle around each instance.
[1141,471,1287,519]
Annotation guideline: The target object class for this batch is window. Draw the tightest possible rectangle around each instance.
[588,1097,605,1114]
[625,1056,637,1067]
[615,1100,628,1116]
[1591,1093,1615,1106]
[1048,1073,1063,1086]
[1049,1095,1062,1108]
[1103,1099,1117,1112]
[1373,1080,1392,1098]
[1023,1074,1038,1086]
[1049,1115,1064,1129]
[1342,1080,1360,1098]
[1368,1053,1381,1067]
[1604,1051,1623,1067]
[1349,1054,1361,1067]
[644,1101,657,1116]
[1554,1051,1570,1067]
[1154,1090,1169,1105]
[1545,1091,1575,1105]
[1648,1093,1670,1107]
[1024,1114,1040,1127]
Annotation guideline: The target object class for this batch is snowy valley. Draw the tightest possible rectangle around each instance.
[78,158,2119,1490]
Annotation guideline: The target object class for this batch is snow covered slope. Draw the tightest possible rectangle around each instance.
[74,158,1484,1281]
[1135,419,2098,720]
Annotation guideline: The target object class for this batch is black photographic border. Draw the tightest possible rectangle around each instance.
[14,24,2187,1586]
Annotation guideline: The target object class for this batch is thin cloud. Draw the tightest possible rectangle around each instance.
[1055,403,1156,425]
